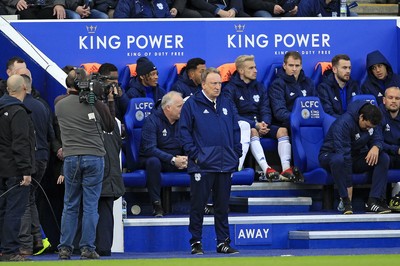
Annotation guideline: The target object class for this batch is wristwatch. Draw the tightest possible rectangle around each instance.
[171,157,176,166]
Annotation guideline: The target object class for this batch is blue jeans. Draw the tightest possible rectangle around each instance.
[58,155,104,251]
[0,176,29,255]
[66,9,109,19]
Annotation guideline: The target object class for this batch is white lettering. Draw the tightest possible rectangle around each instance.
[135,102,154,109]
[263,228,269,238]
[301,100,319,108]
[274,34,330,48]
[79,35,121,49]
[237,228,270,239]
[227,34,268,48]
[126,35,184,49]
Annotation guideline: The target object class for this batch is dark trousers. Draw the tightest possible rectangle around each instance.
[320,151,389,199]
[140,157,181,204]
[0,176,29,255]
[189,172,232,245]
[17,6,56,19]
[95,196,114,255]
[19,159,48,251]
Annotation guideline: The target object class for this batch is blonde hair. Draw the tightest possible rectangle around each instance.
[235,55,255,70]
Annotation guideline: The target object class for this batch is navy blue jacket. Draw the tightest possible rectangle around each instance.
[269,67,316,127]
[139,106,183,163]
[362,50,400,105]
[0,94,35,177]
[23,94,55,161]
[114,0,171,18]
[126,77,167,104]
[319,101,383,176]
[179,90,241,173]
[379,103,400,156]
[223,71,272,128]
[317,71,360,118]
[296,0,348,17]
[170,68,201,99]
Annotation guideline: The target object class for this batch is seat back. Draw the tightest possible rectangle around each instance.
[262,63,281,90]
[290,97,336,175]
[123,97,154,171]
[217,63,236,87]
[164,63,186,92]
[119,64,137,91]
[80,62,101,74]
[311,62,332,88]
[350,94,377,106]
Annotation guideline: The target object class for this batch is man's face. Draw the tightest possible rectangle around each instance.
[239,60,257,83]
[7,61,27,77]
[358,116,375,131]
[141,70,158,87]
[371,63,388,80]
[383,87,400,113]
[202,72,222,101]
[104,70,119,85]
[333,59,351,83]
[283,56,302,80]
[189,64,206,86]
[167,95,184,122]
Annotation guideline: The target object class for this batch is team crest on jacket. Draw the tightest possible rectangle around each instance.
[162,128,167,136]
[253,95,260,102]
[368,128,374,135]
[157,3,164,9]
[355,133,360,140]
[301,90,307,96]
[385,124,391,132]
[223,108,228,115]
[195,173,201,182]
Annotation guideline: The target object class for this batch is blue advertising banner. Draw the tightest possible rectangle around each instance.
[235,224,272,245]
[10,18,398,87]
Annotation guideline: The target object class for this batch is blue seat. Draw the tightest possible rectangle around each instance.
[290,96,336,184]
[311,62,332,88]
[350,94,377,106]
[163,63,186,92]
[122,97,154,187]
[262,63,281,90]
[119,64,136,91]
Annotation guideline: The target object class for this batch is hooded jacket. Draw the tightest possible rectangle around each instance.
[317,70,360,118]
[179,90,241,173]
[170,68,200,99]
[126,77,166,104]
[269,66,316,127]
[361,50,400,105]
[319,101,383,175]
[296,0,347,17]
[0,94,35,177]
[223,71,272,127]
[114,0,171,18]
[379,103,400,156]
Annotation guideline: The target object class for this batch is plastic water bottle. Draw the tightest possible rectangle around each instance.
[122,198,127,219]
[340,0,347,17]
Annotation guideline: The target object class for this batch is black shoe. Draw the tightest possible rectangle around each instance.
[153,201,164,217]
[342,197,353,215]
[292,166,305,183]
[191,242,204,255]
[365,198,391,214]
[58,247,72,260]
[80,247,100,260]
[1,254,32,261]
[216,240,239,254]
[204,204,214,215]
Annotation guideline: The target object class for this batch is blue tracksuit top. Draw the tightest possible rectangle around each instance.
[139,105,182,163]
[379,103,400,156]
[114,0,171,18]
[170,69,201,99]
[296,0,349,17]
[361,50,400,105]
[126,77,166,104]
[317,70,360,118]
[179,90,242,174]
[269,67,316,127]
[223,71,271,128]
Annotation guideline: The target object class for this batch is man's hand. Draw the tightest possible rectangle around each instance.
[257,121,270,136]
[273,5,285,15]
[20,175,31,186]
[16,0,28,11]
[365,146,380,166]
[57,148,64,160]
[57,175,64,184]
[170,7,177,17]
[53,4,66,19]
[175,155,188,169]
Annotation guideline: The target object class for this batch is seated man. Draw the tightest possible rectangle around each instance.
[362,50,400,105]
[114,0,171,18]
[65,0,109,19]
[378,86,400,211]
[319,101,391,215]
[139,91,187,217]
[171,57,206,99]
[269,51,316,128]
[168,0,203,17]
[244,0,298,17]
[126,57,167,106]
[188,0,250,17]
[224,55,295,181]
[318,54,360,118]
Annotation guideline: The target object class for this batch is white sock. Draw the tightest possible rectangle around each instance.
[238,121,251,171]
[250,136,269,173]
[278,136,291,171]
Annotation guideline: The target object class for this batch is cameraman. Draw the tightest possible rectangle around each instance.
[55,69,114,260]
